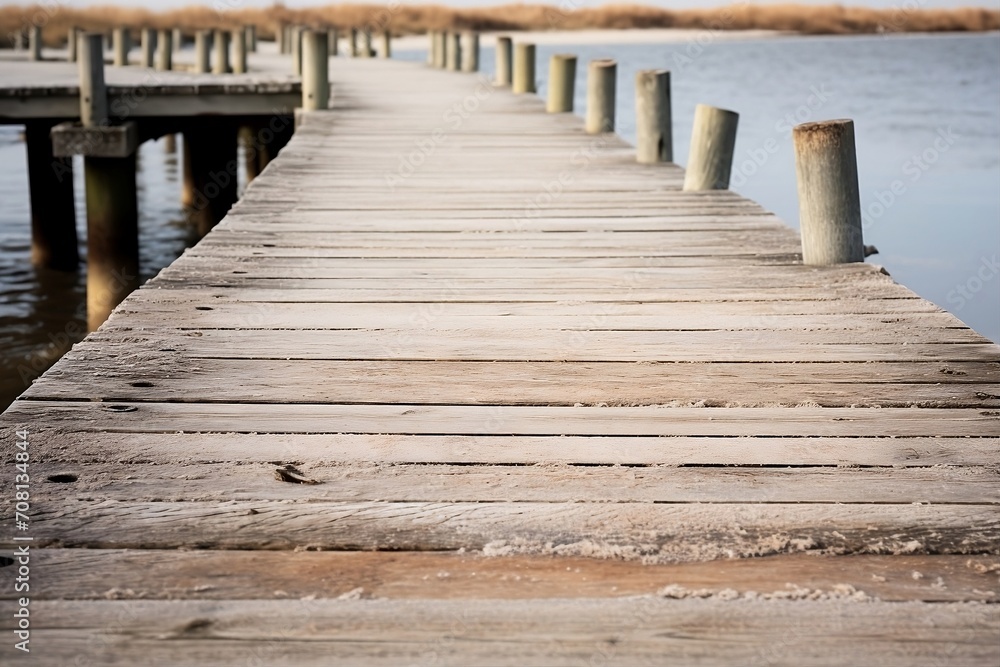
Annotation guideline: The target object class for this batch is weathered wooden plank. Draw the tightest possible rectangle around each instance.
[6,402,999,437]
[12,498,999,557]
[25,355,1000,408]
[22,461,1000,505]
[15,550,999,603]
[4,430,995,467]
[2,598,996,666]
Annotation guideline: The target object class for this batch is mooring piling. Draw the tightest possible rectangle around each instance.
[213,29,230,74]
[140,28,156,68]
[461,32,479,72]
[446,32,461,71]
[232,29,248,74]
[112,27,129,66]
[635,69,672,164]
[547,54,577,113]
[586,59,616,134]
[512,43,536,94]
[495,36,512,86]
[683,104,739,191]
[194,30,210,73]
[156,29,172,72]
[302,30,330,112]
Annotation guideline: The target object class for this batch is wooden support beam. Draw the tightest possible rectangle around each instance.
[183,122,239,237]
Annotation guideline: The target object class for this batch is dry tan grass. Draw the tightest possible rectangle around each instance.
[2,2,997,47]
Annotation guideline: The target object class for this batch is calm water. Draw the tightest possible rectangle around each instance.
[1,33,998,410]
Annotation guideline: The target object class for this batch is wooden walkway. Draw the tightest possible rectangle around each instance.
[2,56,999,665]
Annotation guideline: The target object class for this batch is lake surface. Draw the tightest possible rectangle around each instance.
[1,32,997,410]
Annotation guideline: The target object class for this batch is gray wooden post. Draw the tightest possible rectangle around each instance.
[79,33,108,127]
[427,31,435,64]
[213,29,230,74]
[156,29,172,71]
[67,27,78,62]
[586,59,616,133]
[635,69,672,163]
[683,104,739,191]
[381,30,391,58]
[793,119,865,265]
[194,30,210,73]
[512,43,535,94]
[140,28,156,68]
[495,36,512,86]
[361,29,372,58]
[112,27,129,66]
[546,54,576,113]
[461,32,479,72]
[29,25,42,61]
[433,31,446,68]
[302,30,329,111]
[328,27,339,56]
[277,22,286,53]
[232,29,247,74]
[184,122,238,238]
[171,28,182,52]
[350,28,358,57]
[292,26,303,74]
[445,32,461,71]
[246,25,257,52]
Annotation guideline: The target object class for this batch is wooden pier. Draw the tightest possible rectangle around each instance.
[2,51,999,665]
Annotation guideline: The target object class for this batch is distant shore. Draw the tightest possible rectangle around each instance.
[2,3,998,48]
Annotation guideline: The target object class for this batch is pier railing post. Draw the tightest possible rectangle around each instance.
[328,27,339,57]
[302,30,329,112]
[381,30,391,58]
[194,30,210,73]
[793,119,865,265]
[213,29,230,74]
[461,32,479,72]
[67,27,78,62]
[349,28,358,57]
[361,29,372,58]
[29,25,42,61]
[246,25,257,52]
[156,28,172,71]
[172,28,182,52]
[683,104,739,191]
[434,31,446,68]
[512,43,535,94]
[635,69,672,163]
[495,36,512,86]
[140,28,155,68]
[445,32,461,71]
[112,27,129,66]
[79,33,108,126]
[232,29,247,74]
[586,59,616,133]
[546,54,576,113]
[277,22,287,53]
[292,26,303,74]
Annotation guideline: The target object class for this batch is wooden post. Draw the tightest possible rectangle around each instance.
[163,133,176,154]
[277,22,286,53]
[546,54,576,113]
[302,30,329,111]
[683,104,739,191]
[232,29,247,74]
[586,59,616,134]
[194,30,210,73]
[184,122,238,238]
[793,119,865,265]
[140,28,155,68]
[156,29,172,72]
[25,120,79,270]
[433,31,446,68]
[29,25,42,61]
[445,32,461,71]
[349,28,358,57]
[635,69,672,164]
[328,28,339,57]
[213,29,230,74]
[461,32,479,72]
[79,34,139,330]
[246,25,257,52]
[381,30,391,58]
[495,36,512,86]
[67,27,78,62]
[512,43,535,94]
[292,26,303,75]
[79,33,108,127]
[171,28,182,52]
[427,31,435,65]
[112,27,129,66]
[361,29,372,58]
